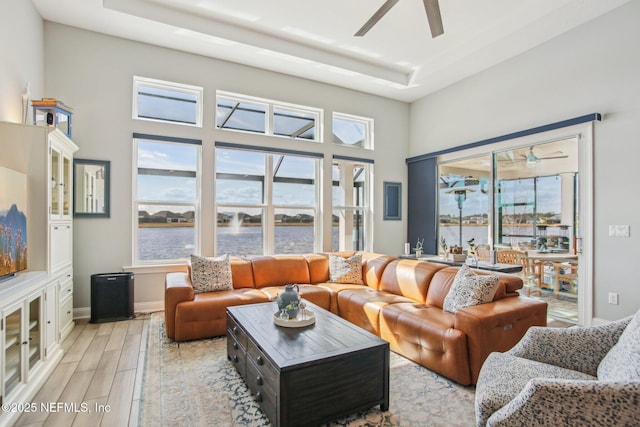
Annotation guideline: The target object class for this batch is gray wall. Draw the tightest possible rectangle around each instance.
[409,1,640,320]
[41,23,410,312]
[0,0,44,122]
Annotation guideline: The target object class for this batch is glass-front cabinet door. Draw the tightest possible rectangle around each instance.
[28,295,42,370]
[62,155,72,217]
[49,130,75,220]
[3,304,23,397]
[50,148,60,217]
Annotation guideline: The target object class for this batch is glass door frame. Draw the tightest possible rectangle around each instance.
[436,122,594,326]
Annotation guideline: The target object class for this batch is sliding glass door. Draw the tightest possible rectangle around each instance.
[438,154,491,254]
[437,137,581,322]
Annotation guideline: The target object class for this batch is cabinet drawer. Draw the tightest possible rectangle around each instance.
[59,277,73,299]
[247,358,278,425]
[247,340,279,392]
[59,296,73,329]
[227,335,247,380]
[226,313,247,349]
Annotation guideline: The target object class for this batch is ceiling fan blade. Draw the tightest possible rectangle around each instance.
[539,155,569,160]
[355,0,399,37]
[423,0,444,38]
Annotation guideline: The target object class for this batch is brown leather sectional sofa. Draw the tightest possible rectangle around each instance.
[164,252,547,385]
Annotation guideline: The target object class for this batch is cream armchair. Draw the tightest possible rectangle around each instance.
[475,314,640,426]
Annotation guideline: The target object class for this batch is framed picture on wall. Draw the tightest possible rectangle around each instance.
[383,181,401,221]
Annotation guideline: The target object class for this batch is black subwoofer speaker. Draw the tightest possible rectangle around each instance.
[90,272,134,323]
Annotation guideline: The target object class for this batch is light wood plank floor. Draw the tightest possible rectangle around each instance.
[15,315,149,427]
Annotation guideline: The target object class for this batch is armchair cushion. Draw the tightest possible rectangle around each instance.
[507,319,630,376]
[486,379,640,427]
[475,352,595,426]
[443,265,499,313]
[598,309,640,381]
[476,315,639,427]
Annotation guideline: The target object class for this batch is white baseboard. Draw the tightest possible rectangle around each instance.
[74,307,90,319]
[73,301,164,320]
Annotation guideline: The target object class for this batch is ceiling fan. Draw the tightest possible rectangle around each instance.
[355,0,444,38]
[499,147,568,166]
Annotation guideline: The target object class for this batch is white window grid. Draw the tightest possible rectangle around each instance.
[133,76,204,127]
[216,91,323,142]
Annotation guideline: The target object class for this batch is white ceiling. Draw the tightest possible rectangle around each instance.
[32,0,629,102]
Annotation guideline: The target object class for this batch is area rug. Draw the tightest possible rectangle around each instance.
[139,312,476,426]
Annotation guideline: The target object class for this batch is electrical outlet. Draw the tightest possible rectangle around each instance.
[608,292,619,305]
[609,225,630,237]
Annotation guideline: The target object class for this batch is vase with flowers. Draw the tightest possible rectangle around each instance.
[413,238,424,258]
[440,237,448,259]
[466,238,479,267]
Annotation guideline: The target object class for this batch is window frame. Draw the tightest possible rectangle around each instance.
[216,91,323,142]
[133,76,204,127]
[214,144,322,256]
[332,112,374,150]
[132,135,202,264]
[331,158,373,252]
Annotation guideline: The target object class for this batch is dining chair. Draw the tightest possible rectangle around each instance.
[496,250,543,297]
[476,245,491,261]
[555,260,578,297]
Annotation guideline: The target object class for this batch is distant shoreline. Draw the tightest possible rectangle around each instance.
[139,222,320,228]
[139,222,553,228]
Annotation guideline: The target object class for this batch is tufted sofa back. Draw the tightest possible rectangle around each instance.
[187,253,523,306]
[379,259,447,303]
[250,255,311,288]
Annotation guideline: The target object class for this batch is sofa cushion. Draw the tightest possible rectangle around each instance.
[329,253,364,284]
[190,254,233,293]
[379,302,470,385]
[259,284,332,311]
[251,255,311,288]
[379,259,445,303]
[598,309,640,381]
[476,352,597,427]
[443,265,499,313]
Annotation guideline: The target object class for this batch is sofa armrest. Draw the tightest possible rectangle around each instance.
[507,317,631,376]
[165,272,195,339]
[487,379,640,427]
[454,297,547,383]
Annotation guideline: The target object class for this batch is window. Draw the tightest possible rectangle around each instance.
[216,97,266,134]
[215,145,320,256]
[332,113,374,149]
[133,76,203,127]
[216,92,321,142]
[133,135,201,263]
[332,158,372,251]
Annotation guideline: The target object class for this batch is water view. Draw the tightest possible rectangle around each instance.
[138,222,566,261]
[138,225,341,260]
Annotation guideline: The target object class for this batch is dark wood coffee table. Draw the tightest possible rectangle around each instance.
[227,301,389,427]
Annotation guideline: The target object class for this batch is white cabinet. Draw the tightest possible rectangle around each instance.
[48,129,77,275]
[2,302,23,399]
[50,223,72,273]
[56,269,75,341]
[0,285,46,404]
[48,130,74,220]
[0,122,73,425]
[44,282,58,356]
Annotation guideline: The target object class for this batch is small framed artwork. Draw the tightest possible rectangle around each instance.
[383,182,402,221]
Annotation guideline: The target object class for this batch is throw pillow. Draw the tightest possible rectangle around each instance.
[329,254,364,285]
[597,309,640,381]
[443,265,499,313]
[190,254,233,293]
